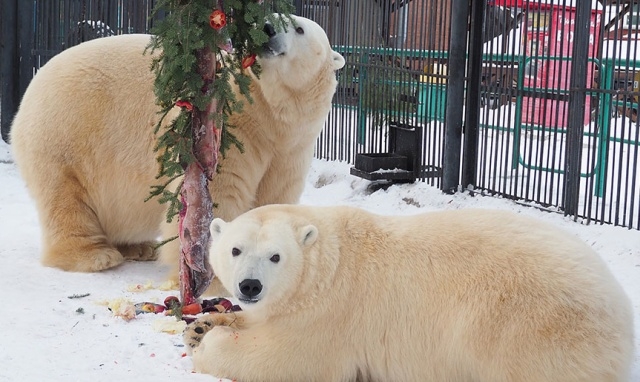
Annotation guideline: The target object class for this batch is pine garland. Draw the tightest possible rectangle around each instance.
[147,0,294,221]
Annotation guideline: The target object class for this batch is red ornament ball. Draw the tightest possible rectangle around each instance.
[209,10,226,30]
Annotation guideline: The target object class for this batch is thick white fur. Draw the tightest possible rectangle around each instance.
[191,204,634,382]
[10,16,345,282]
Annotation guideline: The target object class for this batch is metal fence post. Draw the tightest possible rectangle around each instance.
[442,0,470,193]
[0,0,18,143]
[564,1,591,217]
[461,0,485,189]
[17,0,34,105]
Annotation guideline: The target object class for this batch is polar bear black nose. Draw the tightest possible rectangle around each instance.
[239,279,263,298]
[263,23,276,38]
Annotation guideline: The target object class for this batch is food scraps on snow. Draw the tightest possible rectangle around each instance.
[98,279,241,330]
[135,296,241,323]
[101,294,241,326]
[99,297,138,321]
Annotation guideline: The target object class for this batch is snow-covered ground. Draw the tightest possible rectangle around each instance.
[0,139,638,381]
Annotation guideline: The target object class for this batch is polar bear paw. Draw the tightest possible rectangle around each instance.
[183,313,241,354]
[184,314,217,352]
[117,242,158,261]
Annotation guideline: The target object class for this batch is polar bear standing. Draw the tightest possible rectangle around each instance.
[184,205,634,382]
[10,16,344,279]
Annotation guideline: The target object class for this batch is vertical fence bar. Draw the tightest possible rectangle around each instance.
[442,0,469,193]
[0,0,18,142]
[461,0,485,189]
[17,0,34,105]
[563,0,590,217]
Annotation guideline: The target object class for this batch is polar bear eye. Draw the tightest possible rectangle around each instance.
[295,26,304,35]
[270,254,280,263]
[232,248,241,257]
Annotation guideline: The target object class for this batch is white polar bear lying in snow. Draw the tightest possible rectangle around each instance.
[184,204,634,382]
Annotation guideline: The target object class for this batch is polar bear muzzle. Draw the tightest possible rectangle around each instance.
[260,22,287,58]
[238,278,263,303]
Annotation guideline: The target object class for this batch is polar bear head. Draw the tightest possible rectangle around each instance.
[257,15,345,93]
[209,207,319,312]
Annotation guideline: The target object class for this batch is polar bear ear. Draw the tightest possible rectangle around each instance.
[210,218,227,241]
[331,51,346,70]
[299,225,318,247]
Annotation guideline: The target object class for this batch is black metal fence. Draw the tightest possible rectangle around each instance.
[0,0,162,142]
[1,0,639,230]
[299,0,640,231]
[295,0,451,185]
[471,0,640,231]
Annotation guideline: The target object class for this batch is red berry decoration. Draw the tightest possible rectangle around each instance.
[241,54,256,69]
[175,100,193,111]
[209,10,226,30]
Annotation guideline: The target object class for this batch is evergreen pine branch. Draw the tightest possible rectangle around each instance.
[154,235,179,250]
[147,0,294,222]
